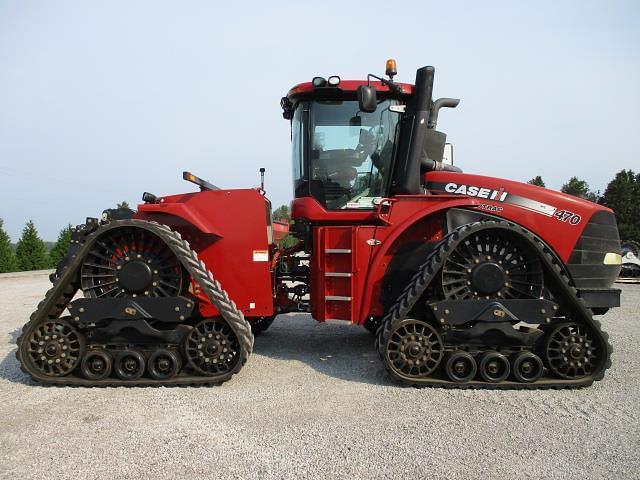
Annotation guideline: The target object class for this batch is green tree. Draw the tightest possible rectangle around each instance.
[601,169,640,241]
[15,220,49,271]
[527,176,546,187]
[279,234,299,249]
[561,177,598,202]
[272,204,290,222]
[117,201,130,209]
[49,224,73,268]
[0,218,18,273]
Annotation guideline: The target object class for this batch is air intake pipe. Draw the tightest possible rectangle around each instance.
[429,98,460,128]
[391,66,435,194]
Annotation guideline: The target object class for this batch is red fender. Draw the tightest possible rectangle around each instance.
[356,195,480,323]
[137,201,223,237]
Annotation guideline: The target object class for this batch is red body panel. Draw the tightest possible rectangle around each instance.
[355,196,479,322]
[291,196,378,223]
[131,172,613,327]
[424,171,615,262]
[136,188,274,319]
[294,196,480,324]
[292,172,615,325]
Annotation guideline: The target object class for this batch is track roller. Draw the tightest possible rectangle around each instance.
[114,350,146,380]
[147,349,181,380]
[511,352,544,383]
[81,350,113,380]
[478,351,510,383]
[444,351,477,383]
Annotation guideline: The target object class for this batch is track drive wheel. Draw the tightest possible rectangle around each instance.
[81,227,184,298]
[441,229,543,301]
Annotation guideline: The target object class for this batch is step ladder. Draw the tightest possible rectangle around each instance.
[321,227,356,322]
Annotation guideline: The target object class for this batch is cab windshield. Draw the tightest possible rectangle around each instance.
[292,99,400,209]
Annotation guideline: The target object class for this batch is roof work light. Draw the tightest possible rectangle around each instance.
[312,76,327,87]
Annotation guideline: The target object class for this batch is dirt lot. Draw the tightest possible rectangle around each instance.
[0,270,638,479]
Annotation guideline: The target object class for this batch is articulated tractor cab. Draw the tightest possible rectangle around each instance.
[17,61,622,389]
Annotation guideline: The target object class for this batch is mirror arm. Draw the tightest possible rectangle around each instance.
[367,74,402,94]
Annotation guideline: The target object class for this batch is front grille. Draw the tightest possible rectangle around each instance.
[567,211,621,289]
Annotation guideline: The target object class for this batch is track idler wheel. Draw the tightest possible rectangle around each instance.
[511,352,544,383]
[382,318,444,380]
[147,349,181,380]
[26,319,84,377]
[444,351,477,383]
[184,318,241,376]
[81,349,113,380]
[545,323,599,379]
[478,351,510,383]
[114,350,146,380]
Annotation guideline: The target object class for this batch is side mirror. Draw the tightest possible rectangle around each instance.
[357,85,377,113]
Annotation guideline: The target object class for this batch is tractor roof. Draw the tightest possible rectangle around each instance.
[286,80,414,100]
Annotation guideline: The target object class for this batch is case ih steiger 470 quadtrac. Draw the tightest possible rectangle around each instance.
[17,61,622,388]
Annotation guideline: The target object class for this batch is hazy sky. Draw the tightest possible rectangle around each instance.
[1,1,639,240]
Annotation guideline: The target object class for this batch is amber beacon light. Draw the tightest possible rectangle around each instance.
[385,58,397,80]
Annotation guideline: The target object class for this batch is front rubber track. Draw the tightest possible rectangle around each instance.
[376,220,613,389]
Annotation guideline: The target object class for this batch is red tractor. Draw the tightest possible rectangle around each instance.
[17,61,622,388]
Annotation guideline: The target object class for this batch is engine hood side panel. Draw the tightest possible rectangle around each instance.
[425,171,616,262]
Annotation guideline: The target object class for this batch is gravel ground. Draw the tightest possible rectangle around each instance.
[0,271,638,480]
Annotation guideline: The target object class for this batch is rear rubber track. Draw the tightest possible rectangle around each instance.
[376,220,613,389]
[16,219,254,387]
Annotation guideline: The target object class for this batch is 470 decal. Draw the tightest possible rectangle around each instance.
[553,209,581,225]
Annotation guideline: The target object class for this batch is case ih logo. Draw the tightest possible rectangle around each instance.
[444,183,509,202]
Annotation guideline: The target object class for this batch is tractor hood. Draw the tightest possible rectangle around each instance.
[425,170,620,271]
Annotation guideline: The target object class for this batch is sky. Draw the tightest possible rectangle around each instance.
[1,0,639,241]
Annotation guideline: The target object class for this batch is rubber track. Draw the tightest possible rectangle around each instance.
[376,220,613,389]
[16,219,254,387]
